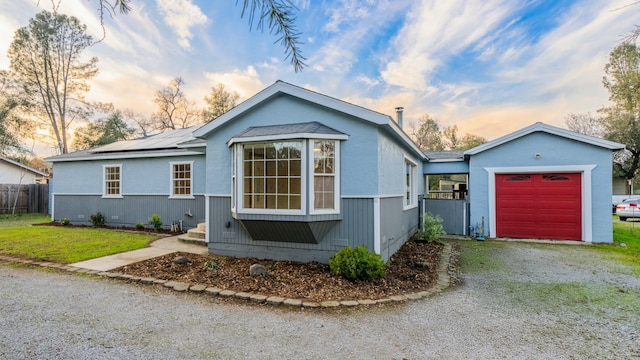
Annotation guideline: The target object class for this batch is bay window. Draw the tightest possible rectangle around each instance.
[235,139,340,215]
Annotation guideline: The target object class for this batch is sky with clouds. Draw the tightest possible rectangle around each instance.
[0,0,638,156]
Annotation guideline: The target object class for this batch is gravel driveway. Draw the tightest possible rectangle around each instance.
[1,240,639,359]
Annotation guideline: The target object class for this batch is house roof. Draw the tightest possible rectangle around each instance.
[0,156,49,177]
[193,80,426,159]
[464,122,625,155]
[424,151,464,162]
[45,125,206,162]
[227,121,349,146]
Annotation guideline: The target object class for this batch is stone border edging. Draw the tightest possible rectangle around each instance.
[0,242,453,309]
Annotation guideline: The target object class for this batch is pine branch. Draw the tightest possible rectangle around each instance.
[239,0,306,72]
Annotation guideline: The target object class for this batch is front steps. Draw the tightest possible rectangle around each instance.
[178,222,207,246]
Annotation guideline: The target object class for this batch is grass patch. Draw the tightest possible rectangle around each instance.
[0,213,51,227]
[0,216,160,264]
[589,221,640,275]
[502,281,640,318]
[456,240,504,273]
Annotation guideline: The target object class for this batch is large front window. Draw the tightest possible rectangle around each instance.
[236,139,340,214]
[242,141,302,210]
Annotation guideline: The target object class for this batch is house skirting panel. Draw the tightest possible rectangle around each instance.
[207,195,419,263]
[378,196,419,262]
[52,194,205,230]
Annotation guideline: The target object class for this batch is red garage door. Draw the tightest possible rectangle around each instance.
[495,173,582,240]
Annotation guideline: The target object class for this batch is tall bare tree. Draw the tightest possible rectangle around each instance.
[152,77,200,131]
[202,83,239,122]
[410,115,444,151]
[7,10,98,154]
[122,108,154,137]
[564,113,605,138]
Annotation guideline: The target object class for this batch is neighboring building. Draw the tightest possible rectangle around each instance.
[46,82,625,264]
[0,156,49,184]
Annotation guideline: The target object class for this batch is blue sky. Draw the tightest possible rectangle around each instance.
[0,0,638,156]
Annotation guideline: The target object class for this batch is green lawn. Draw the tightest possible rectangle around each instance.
[591,219,640,274]
[0,213,161,264]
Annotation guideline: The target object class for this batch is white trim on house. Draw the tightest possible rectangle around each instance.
[228,133,349,146]
[466,122,624,156]
[47,150,204,162]
[373,197,381,255]
[484,164,597,242]
[341,194,404,199]
[204,194,210,243]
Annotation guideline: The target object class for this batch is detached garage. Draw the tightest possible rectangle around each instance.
[465,122,624,243]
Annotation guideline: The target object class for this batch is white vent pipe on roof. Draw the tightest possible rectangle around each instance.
[395,107,404,128]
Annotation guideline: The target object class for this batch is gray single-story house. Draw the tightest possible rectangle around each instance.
[46,81,624,263]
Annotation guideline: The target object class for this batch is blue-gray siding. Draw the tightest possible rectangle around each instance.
[423,199,468,235]
[208,196,375,263]
[52,195,205,229]
[379,196,419,261]
[208,195,419,263]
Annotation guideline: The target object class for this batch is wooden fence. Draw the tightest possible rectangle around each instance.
[0,184,49,214]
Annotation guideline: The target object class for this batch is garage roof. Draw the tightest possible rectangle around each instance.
[464,122,625,155]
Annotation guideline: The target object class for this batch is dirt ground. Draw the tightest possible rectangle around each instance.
[114,240,444,302]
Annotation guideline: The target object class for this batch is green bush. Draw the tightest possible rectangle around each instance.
[89,212,105,227]
[329,245,387,281]
[150,214,162,230]
[60,218,70,226]
[135,223,145,230]
[415,212,444,242]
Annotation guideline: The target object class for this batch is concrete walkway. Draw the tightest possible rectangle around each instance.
[69,235,208,271]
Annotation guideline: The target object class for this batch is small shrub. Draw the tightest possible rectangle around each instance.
[203,260,221,270]
[149,213,162,230]
[135,223,145,230]
[89,212,105,227]
[329,245,387,281]
[415,212,444,242]
[60,218,70,226]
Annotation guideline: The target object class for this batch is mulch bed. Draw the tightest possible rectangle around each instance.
[114,240,444,302]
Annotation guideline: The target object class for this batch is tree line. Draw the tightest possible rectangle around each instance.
[565,43,640,194]
[0,10,240,155]
[0,0,304,162]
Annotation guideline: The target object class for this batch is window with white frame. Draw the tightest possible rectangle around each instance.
[405,158,417,208]
[242,141,302,210]
[236,139,340,214]
[312,140,338,212]
[171,162,193,197]
[103,165,122,197]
